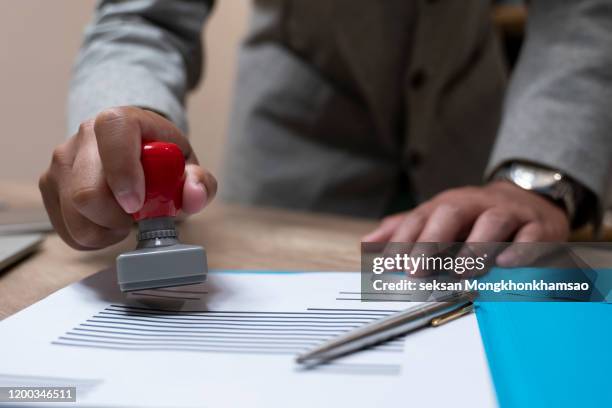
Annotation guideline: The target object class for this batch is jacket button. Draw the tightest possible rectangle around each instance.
[408,150,423,167]
[410,69,428,89]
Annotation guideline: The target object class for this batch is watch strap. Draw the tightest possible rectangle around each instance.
[491,163,591,229]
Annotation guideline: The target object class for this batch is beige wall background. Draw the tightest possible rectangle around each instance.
[0,1,249,186]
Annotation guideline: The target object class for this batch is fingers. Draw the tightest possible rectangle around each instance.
[369,182,570,246]
[495,222,546,267]
[39,141,128,250]
[363,202,479,244]
[496,217,571,267]
[39,170,86,250]
[182,162,218,214]
[39,143,83,248]
[390,211,428,242]
[361,182,571,277]
[466,208,522,242]
[70,130,133,231]
[512,222,546,242]
[362,213,405,242]
[41,107,217,251]
[60,187,130,249]
[416,204,478,242]
[495,223,545,267]
[94,107,191,214]
[458,209,522,272]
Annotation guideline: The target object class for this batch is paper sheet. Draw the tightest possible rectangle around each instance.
[0,270,496,407]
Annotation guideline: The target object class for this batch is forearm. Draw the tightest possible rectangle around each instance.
[487,0,612,211]
[68,0,213,135]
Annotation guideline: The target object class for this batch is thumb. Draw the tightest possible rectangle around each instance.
[94,107,193,214]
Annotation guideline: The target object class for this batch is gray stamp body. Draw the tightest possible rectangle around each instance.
[116,217,207,292]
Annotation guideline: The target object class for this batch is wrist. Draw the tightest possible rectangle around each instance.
[490,162,592,229]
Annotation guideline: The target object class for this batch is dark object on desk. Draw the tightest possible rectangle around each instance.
[0,233,44,272]
[116,142,207,292]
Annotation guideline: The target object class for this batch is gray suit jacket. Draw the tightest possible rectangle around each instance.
[69,0,612,218]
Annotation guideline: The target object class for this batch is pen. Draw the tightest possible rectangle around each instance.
[296,291,476,366]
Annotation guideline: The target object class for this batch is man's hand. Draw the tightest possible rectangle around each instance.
[39,107,217,250]
[362,181,570,245]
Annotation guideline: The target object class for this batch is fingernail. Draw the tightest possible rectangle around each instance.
[116,190,141,214]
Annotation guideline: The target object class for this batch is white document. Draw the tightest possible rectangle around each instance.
[0,270,496,407]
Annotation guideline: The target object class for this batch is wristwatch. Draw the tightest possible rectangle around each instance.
[492,162,586,226]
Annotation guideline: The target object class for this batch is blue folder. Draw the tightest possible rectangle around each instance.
[475,302,612,408]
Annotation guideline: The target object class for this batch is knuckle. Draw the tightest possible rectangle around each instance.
[77,119,95,136]
[381,214,395,223]
[435,186,475,203]
[94,107,134,136]
[50,144,69,167]
[482,208,514,225]
[509,202,538,221]
[435,202,463,218]
[524,207,541,222]
[71,186,101,212]
[75,119,95,144]
[95,106,129,123]
[381,213,402,226]
[38,172,50,193]
[460,185,480,195]
[525,224,545,240]
[407,210,427,226]
[435,189,456,202]
[38,171,58,201]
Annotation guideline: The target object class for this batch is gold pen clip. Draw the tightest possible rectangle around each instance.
[430,303,474,327]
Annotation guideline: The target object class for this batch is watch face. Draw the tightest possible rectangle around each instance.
[510,165,562,190]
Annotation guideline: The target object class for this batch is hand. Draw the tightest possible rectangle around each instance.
[362,181,570,246]
[39,107,217,250]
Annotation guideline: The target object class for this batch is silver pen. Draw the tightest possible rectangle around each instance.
[296,291,477,366]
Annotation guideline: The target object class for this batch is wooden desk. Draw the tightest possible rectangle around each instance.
[0,182,375,319]
[1,180,607,319]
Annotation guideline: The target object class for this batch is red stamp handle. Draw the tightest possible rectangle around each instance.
[132,142,185,221]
